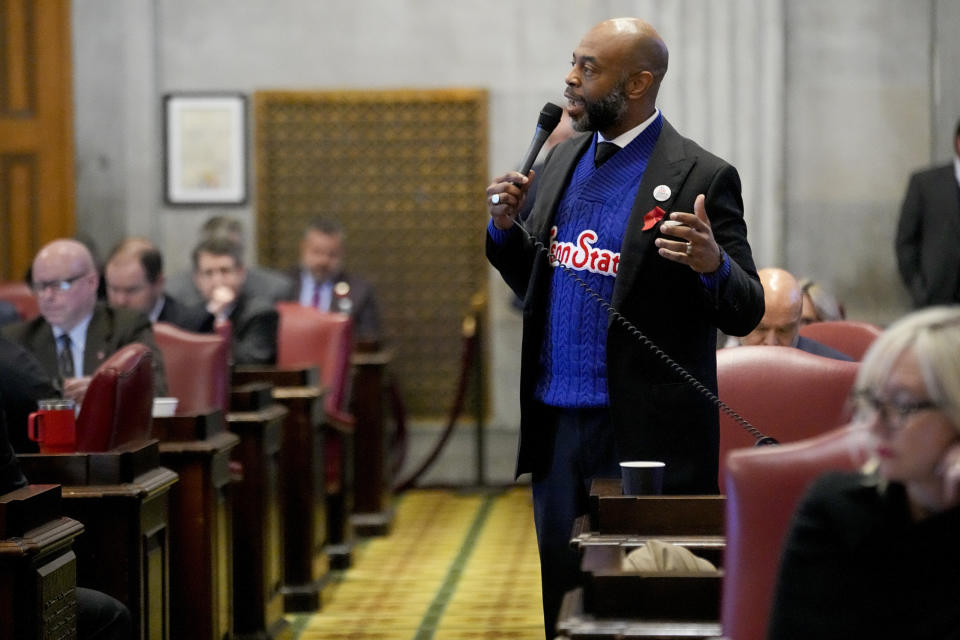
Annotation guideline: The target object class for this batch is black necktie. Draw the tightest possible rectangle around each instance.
[594,141,620,168]
[58,334,75,378]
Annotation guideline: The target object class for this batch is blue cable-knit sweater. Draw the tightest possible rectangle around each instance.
[535,116,663,408]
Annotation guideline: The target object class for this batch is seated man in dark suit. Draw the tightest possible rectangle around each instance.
[105,238,212,333]
[739,267,853,360]
[168,215,293,306]
[192,237,278,365]
[2,239,168,404]
[0,356,132,639]
[288,217,382,345]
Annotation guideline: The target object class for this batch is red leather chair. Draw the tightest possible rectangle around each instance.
[717,346,859,491]
[275,303,355,543]
[721,425,870,640]
[153,322,230,414]
[0,281,38,321]
[798,320,883,361]
[75,343,155,452]
[275,302,354,426]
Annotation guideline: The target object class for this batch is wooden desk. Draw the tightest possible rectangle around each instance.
[233,366,331,611]
[560,480,726,638]
[154,411,240,640]
[572,480,726,556]
[228,383,289,639]
[0,485,84,639]
[18,441,179,640]
[557,587,723,640]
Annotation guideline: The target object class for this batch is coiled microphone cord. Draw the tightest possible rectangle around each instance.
[509,216,776,446]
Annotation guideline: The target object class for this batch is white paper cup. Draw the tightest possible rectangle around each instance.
[620,461,666,495]
[152,397,179,418]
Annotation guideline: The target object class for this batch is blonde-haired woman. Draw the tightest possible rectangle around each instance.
[768,306,960,639]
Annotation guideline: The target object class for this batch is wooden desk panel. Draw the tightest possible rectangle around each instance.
[228,402,289,639]
[0,486,84,640]
[158,417,239,640]
[348,350,393,537]
[234,366,332,611]
[18,444,178,640]
[273,386,329,611]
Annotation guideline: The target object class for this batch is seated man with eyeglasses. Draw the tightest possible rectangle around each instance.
[1,239,167,426]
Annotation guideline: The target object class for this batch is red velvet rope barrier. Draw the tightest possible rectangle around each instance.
[391,313,479,493]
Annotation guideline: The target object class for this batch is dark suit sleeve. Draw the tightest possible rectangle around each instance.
[895,172,926,306]
[123,313,169,397]
[0,392,28,492]
[486,225,538,302]
[0,334,59,453]
[233,308,279,365]
[353,286,382,343]
[700,163,765,337]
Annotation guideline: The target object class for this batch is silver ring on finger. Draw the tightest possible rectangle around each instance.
[685,241,693,256]
[490,193,500,205]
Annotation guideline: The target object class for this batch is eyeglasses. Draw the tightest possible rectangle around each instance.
[31,273,90,294]
[852,389,940,431]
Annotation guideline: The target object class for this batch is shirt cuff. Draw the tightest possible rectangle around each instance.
[699,248,731,291]
[487,218,517,245]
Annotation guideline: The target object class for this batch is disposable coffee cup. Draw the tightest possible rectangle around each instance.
[152,397,179,418]
[620,461,665,495]
[28,398,77,453]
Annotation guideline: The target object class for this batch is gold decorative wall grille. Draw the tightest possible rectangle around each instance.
[254,89,488,418]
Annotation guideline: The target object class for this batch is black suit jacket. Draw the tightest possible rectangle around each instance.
[157,294,214,333]
[0,333,59,453]
[487,119,764,493]
[769,472,960,639]
[896,163,960,307]
[287,268,382,343]
[1,303,168,397]
[0,390,27,492]
[223,293,278,365]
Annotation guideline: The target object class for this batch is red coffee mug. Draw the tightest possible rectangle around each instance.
[27,398,77,454]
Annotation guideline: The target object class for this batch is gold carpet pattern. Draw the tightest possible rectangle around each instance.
[289,487,543,640]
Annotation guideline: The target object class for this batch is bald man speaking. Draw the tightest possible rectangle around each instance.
[485,18,764,636]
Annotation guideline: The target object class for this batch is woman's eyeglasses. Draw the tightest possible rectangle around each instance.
[852,389,940,431]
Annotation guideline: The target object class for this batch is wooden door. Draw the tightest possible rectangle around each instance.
[0,0,74,281]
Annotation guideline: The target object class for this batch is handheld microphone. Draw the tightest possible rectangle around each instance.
[516,102,564,176]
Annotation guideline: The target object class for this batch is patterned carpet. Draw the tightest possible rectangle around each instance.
[288,487,544,640]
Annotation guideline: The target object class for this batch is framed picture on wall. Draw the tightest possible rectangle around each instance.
[163,93,247,205]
